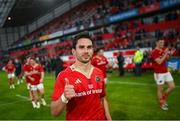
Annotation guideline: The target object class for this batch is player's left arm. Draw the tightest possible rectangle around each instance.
[101,97,112,120]
[13,65,16,73]
[40,71,44,83]
[2,66,6,71]
[166,48,176,60]
[39,65,44,83]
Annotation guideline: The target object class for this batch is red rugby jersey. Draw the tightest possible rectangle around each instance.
[23,64,32,83]
[91,55,108,78]
[52,66,106,120]
[5,64,15,74]
[30,64,44,85]
[151,48,168,73]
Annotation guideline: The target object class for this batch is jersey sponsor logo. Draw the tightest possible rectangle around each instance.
[95,76,101,82]
[96,61,106,65]
[75,79,82,84]
[88,84,93,89]
[75,89,102,97]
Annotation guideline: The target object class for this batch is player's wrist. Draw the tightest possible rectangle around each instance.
[61,93,69,104]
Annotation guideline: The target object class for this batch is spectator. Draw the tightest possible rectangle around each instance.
[133,46,144,76]
[54,55,64,79]
[117,51,125,76]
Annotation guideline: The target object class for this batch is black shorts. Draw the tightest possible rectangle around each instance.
[15,71,21,76]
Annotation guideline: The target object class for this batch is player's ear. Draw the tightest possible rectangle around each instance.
[72,48,76,56]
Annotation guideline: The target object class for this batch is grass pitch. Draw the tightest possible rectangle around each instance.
[0,70,180,120]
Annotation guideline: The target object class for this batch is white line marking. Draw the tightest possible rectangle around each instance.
[109,81,180,87]
[16,94,31,101]
[0,100,28,106]
[46,77,180,87]
[109,81,155,86]
[16,94,50,107]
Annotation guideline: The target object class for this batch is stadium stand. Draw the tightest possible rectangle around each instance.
[0,0,179,71]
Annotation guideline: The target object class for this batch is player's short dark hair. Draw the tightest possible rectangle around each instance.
[156,37,164,42]
[95,47,103,54]
[72,32,93,49]
[29,57,36,60]
[26,55,35,61]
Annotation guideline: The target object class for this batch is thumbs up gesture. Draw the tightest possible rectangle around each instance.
[64,78,76,100]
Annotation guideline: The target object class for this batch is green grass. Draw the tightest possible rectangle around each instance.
[0,70,180,120]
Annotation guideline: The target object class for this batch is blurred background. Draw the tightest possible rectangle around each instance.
[0,0,180,120]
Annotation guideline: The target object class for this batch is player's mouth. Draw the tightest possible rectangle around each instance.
[82,54,90,58]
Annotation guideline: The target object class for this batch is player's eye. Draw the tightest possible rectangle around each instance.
[79,45,85,49]
[87,45,92,49]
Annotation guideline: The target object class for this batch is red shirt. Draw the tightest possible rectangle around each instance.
[151,48,167,73]
[52,66,106,120]
[5,64,15,74]
[91,55,108,78]
[30,64,44,85]
[23,64,32,83]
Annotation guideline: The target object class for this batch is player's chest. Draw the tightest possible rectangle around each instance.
[28,66,39,72]
[70,75,103,93]
[7,64,14,69]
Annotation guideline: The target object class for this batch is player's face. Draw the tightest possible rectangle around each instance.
[98,49,104,56]
[8,60,12,64]
[72,38,93,63]
[157,40,164,48]
[15,59,18,63]
[29,58,36,65]
[26,57,30,64]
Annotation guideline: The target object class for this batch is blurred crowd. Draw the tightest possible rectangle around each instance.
[1,0,179,72]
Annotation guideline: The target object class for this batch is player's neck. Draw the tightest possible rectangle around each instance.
[32,63,38,67]
[73,62,93,78]
[74,62,92,72]
[156,46,163,50]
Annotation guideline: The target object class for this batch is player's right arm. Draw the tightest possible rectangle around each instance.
[24,70,39,76]
[154,49,169,65]
[101,97,112,120]
[2,66,6,71]
[51,96,67,117]
[51,77,75,117]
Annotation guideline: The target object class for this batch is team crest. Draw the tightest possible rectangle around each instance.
[95,76,101,82]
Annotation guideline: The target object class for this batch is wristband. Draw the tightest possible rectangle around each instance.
[61,93,69,104]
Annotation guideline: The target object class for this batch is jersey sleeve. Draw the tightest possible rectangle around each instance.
[51,72,66,101]
[13,65,16,72]
[4,65,7,71]
[91,56,96,66]
[151,50,159,61]
[105,57,109,65]
[100,80,106,98]
[99,69,106,98]
[38,64,44,72]
[22,65,26,72]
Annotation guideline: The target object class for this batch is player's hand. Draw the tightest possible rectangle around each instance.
[40,79,43,83]
[170,48,176,55]
[164,48,171,57]
[33,70,39,74]
[164,48,169,54]
[28,76,35,81]
[64,78,75,100]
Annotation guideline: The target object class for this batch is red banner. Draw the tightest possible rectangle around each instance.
[140,2,160,14]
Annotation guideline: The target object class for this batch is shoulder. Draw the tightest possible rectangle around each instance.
[37,64,43,68]
[57,67,72,78]
[92,55,97,60]
[56,67,72,84]
[93,66,104,74]
[152,49,158,54]
[102,55,107,60]
[23,64,29,69]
